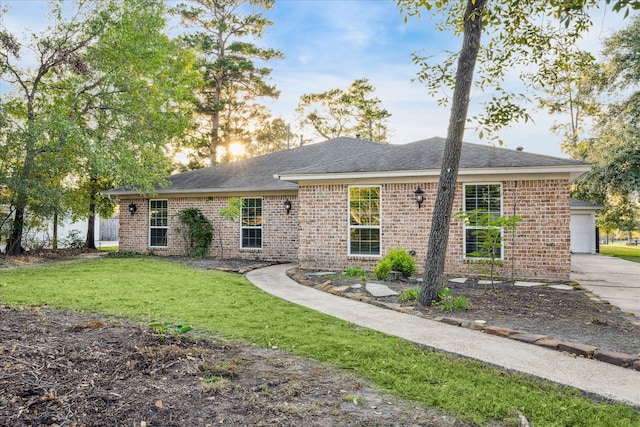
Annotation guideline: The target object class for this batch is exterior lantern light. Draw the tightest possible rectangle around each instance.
[284,199,292,214]
[128,202,137,215]
[414,186,425,209]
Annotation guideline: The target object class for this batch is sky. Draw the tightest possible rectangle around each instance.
[1,0,636,159]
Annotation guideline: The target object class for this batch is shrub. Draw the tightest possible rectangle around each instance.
[374,258,392,280]
[175,208,214,258]
[375,248,417,279]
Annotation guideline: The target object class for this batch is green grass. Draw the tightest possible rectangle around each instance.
[600,244,640,263]
[1,257,638,426]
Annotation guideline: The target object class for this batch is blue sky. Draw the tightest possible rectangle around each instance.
[2,0,634,158]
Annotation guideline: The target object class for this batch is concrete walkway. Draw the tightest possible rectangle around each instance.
[571,254,640,317]
[247,264,640,408]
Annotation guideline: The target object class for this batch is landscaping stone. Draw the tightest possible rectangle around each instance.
[483,326,521,337]
[394,306,416,314]
[634,360,640,371]
[513,281,544,287]
[449,278,468,284]
[379,302,401,310]
[478,280,502,285]
[549,284,575,291]
[534,338,560,350]
[330,286,351,295]
[593,350,638,368]
[558,341,597,358]
[365,282,399,297]
[460,320,485,331]
[441,317,464,326]
[314,280,332,290]
[509,333,550,344]
[306,271,336,277]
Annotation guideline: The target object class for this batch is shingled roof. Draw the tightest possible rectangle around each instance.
[107,136,590,196]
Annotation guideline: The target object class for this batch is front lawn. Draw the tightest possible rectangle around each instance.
[600,244,640,263]
[1,256,638,426]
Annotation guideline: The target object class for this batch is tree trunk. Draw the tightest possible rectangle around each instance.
[5,150,37,255]
[53,211,58,250]
[85,180,97,250]
[418,0,487,306]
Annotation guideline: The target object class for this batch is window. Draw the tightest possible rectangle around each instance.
[463,184,502,258]
[349,186,381,256]
[241,198,262,249]
[149,200,168,247]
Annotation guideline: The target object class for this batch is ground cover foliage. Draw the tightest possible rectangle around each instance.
[0,253,639,426]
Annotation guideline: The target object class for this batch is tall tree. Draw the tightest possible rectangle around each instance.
[540,15,640,239]
[0,0,113,254]
[396,0,638,306]
[296,78,392,143]
[175,0,283,166]
[0,0,196,253]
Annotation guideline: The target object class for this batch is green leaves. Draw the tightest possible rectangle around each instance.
[296,78,392,143]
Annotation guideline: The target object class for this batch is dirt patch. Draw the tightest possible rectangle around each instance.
[288,269,640,357]
[0,306,474,427]
[0,251,476,426]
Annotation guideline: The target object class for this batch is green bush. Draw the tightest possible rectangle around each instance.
[374,258,392,280]
[375,248,417,279]
[175,208,214,258]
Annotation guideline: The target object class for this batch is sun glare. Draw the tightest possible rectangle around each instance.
[228,142,246,158]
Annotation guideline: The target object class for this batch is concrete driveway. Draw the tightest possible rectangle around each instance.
[571,254,640,318]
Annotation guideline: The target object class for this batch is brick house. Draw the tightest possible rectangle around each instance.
[107,137,590,280]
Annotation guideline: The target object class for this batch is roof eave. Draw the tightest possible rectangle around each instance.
[105,185,298,197]
[276,165,593,182]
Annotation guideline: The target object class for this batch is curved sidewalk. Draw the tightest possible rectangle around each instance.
[247,263,640,408]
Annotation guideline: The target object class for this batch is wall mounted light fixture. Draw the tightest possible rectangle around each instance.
[128,202,137,215]
[284,199,292,214]
[414,186,425,209]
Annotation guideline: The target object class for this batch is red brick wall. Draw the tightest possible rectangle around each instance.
[118,195,298,261]
[118,177,571,279]
[296,179,571,279]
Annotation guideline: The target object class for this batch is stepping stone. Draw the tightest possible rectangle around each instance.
[449,277,468,284]
[306,271,336,277]
[549,284,574,291]
[350,284,362,289]
[365,282,399,297]
[478,280,502,285]
[514,281,544,287]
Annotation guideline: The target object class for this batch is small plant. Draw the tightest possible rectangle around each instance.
[344,267,366,277]
[455,210,522,289]
[432,287,470,311]
[149,321,192,337]
[343,394,364,405]
[62,230,85,249]
[398,287,420,302]
[374,248,417,280]
[203,375,230,392]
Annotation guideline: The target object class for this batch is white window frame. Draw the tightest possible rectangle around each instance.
[241,197,263,249]
[348,185,382,257]
[462,183,504,260]
[149,199,168,247]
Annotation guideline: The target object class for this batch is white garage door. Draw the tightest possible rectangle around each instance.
[570,214,592,253]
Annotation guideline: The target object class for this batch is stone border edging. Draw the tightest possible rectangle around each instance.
[315,280,640,371]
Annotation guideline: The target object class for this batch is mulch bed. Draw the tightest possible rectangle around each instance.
[288,269,640,357]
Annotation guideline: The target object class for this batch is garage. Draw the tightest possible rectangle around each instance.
[570,199,602,254]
